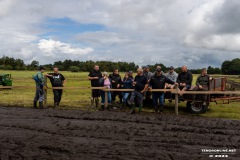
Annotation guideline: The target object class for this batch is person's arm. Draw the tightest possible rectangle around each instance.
[88,71,99,80]
[141,78,149,93]
[174,73,178,82]
[141,83,149,93]
[61,74,66,86]
[196,76,201,86]
[62,80,66,86]
[165,76,175,85]
[45,73,53,77]
[208,75,213,81]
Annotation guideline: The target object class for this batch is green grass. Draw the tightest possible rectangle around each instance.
[0,70,240,119]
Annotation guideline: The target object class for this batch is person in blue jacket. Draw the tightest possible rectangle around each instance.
[121,72,134,109]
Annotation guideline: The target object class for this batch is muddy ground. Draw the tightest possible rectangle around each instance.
[0,107,239,160]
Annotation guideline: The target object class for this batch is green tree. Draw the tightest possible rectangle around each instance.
[70,66,80,72]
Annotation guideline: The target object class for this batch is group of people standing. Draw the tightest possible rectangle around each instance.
[33,64,212,114]
[89,65,213,114]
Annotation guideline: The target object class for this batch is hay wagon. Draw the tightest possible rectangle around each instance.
[164,77,240,114]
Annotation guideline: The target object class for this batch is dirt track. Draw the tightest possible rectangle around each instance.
[0,107,239,160]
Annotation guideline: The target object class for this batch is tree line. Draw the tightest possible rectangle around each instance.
[0,56,238,75]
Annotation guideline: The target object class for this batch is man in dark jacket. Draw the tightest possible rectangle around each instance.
[127,68,148,114]
[177,65,193,99]
[109,69,122,104]
[149,68,178,113]
[192,68,213,105]
[46,67,66,108]
[88,65,102,107]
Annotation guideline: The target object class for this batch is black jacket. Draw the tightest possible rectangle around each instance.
[88,70,102,87]
[149,74,174,92]
[177,71,193,86]
[109,74,122,88]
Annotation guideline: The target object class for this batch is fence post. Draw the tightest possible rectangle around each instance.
[175,87,179,115]
[44,76,48,108]
[104,90,108,108]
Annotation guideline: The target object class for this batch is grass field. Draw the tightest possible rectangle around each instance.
[0,70,240,120]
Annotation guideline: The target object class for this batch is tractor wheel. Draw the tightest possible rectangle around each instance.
[186,101,209,114]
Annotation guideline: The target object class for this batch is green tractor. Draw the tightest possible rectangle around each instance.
[0,74,12,86]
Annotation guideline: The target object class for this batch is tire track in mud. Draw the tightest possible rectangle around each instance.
[0,107,239,160]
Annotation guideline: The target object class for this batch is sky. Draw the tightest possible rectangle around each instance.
[0,0,240,69]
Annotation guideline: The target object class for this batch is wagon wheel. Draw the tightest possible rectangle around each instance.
[186,101,209,114]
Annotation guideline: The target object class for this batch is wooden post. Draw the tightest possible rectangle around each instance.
[44,76,48,108]
[175,87,179,115]
[104,90,108,108]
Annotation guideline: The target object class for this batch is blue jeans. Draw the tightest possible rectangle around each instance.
[122,92,130,104]
[34,86,44,102]
[152,93,164,106]
[100,91,112,104]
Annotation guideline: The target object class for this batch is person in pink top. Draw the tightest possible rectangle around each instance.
[99,72,112,110]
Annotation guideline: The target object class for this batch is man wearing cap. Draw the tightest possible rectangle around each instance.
[165,66,178,88]
[165,66,178,102]
[152,66,165,76]
[143,65,153,81]
[33,66,45,109]
[127,68,148,114]
[149,67,178,113]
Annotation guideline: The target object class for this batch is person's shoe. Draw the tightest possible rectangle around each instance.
[139,105,143,114]
[159,105,163,113]
[120,103,125,109]
[95,98,99,108]
[168,99,172,103]
[203,101,207,106]
[191,101,195,105]
[127,100,133,106]
[33,101,37,109]
[91,98,94,106]
[129,109,135,114]
[179,95,183,100]
[100,105,105,111]
[154,105,158,113]
[39,102,43,109]
[54,102,58,108]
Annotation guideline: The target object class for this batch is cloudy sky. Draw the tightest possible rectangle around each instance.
[0,0,239,69]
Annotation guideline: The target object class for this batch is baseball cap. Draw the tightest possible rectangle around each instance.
[170,66,174,70]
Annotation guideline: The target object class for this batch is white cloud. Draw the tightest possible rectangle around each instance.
[38,39,93,56]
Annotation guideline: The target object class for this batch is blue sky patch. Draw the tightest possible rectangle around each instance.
[40,17,105,41]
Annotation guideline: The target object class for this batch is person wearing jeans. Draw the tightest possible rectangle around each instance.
[149,68,178,113]
[99,72,112,110]
[33,66,45,109]
[121,72,133,109]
